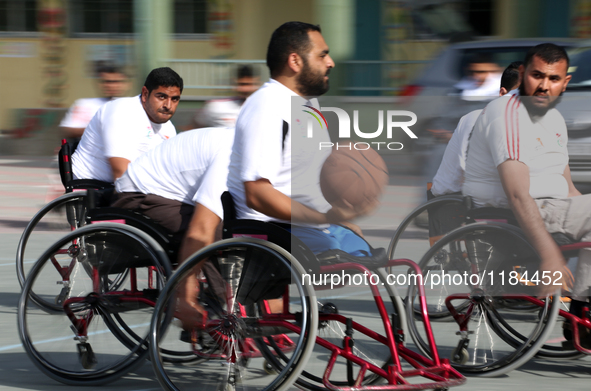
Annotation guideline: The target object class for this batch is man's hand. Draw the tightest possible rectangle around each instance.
[498,160,569,297]
[537,259,573,298]
[175,274,207,330]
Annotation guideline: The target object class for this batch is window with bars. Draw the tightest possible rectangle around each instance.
[70,0,134,34]
[174,0,207,34]
[0,0,38,32]
[70,0,208,36]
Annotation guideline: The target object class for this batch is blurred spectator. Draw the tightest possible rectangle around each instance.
[189,65,259,129]
[455,53,502,101]
[60,63,130,140]
[423,53,503,183]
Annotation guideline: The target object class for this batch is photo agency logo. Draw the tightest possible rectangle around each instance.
[301,104,418,150]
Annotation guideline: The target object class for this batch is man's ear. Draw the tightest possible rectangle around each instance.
[518,64,525,78]
[499,87,508,96]
[562,74,572,92]
[140,86,149,103]
[286,52,303,74]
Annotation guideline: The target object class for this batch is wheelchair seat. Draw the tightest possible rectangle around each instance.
[86,200,181,267]
[59,138,113,194]
[221,192,389,274]
[429,194,575,247]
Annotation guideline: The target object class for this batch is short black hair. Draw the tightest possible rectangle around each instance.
[143,67,184,94]
[237,64,255,79]
[96,63,124,75]
[266,21,321,77]
[523,43,569,69]
[500,61,522,91]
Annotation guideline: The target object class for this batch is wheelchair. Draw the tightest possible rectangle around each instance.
[148,192,466,391]
[390,193,591,377]
[16,139,113,294]
[17,189,192,386]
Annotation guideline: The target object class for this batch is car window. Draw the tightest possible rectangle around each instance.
[567,47,591,87]
[457,48,531,80]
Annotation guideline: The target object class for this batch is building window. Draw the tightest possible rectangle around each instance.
[70,0,134,34]
[174,0,208,34]
[0,0,38,32]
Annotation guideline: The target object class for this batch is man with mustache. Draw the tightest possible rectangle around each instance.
[227,21,375,258]
[72,67,182,183]
[463,43,591,344]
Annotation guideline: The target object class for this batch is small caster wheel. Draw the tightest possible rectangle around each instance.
[77,342,97,369]
[451,347,468,365]
[263,360,277,375]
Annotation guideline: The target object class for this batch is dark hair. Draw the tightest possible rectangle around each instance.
[468,52,495,65]
[500,61,522,91]
[266,21,321,77]
[237,64,255,79]
[96,63,124,75]
[523,43,569,69]
[143,67,184,93]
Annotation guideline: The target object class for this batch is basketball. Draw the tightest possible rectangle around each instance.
[320,146,389,211]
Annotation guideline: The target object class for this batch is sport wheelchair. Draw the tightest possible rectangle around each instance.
[389,194,591,377]
[18,187,465,390]
[147,192,466,391]
[17,189,190,385]
[16,139,113,293]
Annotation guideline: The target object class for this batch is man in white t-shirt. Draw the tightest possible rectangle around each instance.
[60,64,130,140]
[431,61,522,196]
[113,127,233,329]
[72,67,182,184]
[462,44,591,313]
[227,21,375,257]
[190,65,259,129]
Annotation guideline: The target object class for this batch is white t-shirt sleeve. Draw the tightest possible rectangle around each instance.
[103,100,144,161]
[486,115,514,168]
[192,145,231,219]
[239,107,284,185]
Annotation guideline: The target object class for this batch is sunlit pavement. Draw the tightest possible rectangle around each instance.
[0,156,590,391]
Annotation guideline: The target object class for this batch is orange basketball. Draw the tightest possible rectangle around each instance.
[320,146,389,211]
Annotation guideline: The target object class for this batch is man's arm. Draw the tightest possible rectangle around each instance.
[563,165,582,197]
[60,127,85,139]
[175,203,222,330]
[498,160,567,295]
[109,157,131,180]
[178,203,221,263]
[244,179,373,224]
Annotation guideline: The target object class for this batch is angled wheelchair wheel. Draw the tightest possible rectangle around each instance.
[257,266,403,390]
[17,191,89,290]
[150,238,318,391]
[18,223,172,386]
[387,195,464,265]
[387,195,465,320]
[406,222,560,377]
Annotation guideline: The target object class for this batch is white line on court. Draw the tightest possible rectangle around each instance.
[0,322,150,353]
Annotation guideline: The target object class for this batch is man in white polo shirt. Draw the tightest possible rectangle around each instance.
[113,127,234,329]
[72,67,182,183]
[227,21,374,257]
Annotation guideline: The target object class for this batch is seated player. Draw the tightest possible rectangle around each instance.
[113,127,234,329]
[462,43,591,343]
[227,22,378,259]
[430,61,521,197]
[72,67,182,183]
